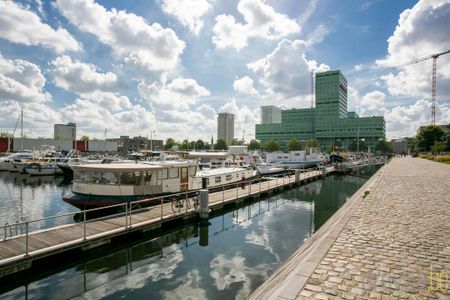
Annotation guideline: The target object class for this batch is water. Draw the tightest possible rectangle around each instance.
[0,166,379,300]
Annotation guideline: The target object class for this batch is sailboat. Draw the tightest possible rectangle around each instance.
[0,110,34,172]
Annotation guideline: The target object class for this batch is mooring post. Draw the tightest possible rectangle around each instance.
[321,165,327,177]
[25,222,29,256]
[295,169,300,182]
[83,210,87,240]
[198,189,209,219]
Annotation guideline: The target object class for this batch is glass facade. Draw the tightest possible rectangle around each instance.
[255,70,386,151]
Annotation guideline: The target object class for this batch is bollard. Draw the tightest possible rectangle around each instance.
[321,165,327,177]
[295,170,300,182]
[199,219,209,247]
[198,189,209,219]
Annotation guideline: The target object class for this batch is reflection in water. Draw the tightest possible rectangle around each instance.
[0,166,379,300]
[0,172,76,229]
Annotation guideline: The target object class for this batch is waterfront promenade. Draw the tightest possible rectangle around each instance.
[250,157,450,299]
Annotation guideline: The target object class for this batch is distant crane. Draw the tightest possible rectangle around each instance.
[396,49,450,125]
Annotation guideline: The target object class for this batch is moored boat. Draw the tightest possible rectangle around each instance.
[63,161,258,209]
[24,162,63,176]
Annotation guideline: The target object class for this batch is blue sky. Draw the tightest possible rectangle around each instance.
[0,0,449,141]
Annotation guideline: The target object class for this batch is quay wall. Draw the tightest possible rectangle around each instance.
[249,157,450,299]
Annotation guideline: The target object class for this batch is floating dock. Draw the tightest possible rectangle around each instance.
[0,167,334,279]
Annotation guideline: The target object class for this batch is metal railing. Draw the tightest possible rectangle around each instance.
[0,166,326,262]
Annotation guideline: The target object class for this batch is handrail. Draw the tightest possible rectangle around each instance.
[0,166,326,244]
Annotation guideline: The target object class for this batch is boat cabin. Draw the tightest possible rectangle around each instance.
[72,161,199,197]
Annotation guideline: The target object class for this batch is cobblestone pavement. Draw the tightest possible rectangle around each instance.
[297,158,450,300]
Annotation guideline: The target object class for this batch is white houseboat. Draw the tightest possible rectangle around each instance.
[266,148,326,169]
[63,161,256,208]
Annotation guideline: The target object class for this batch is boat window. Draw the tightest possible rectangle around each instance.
[215,176,221,183]
[102,172,118,184]
[169,167,179,179]
[74,171,90,182]
[226,175,232,181]
[189,166,196,176]
[134,172,142,185]
[158,168,168,179]
[144,171,152,185]
[120,172,136,185]
[91,171,102,183]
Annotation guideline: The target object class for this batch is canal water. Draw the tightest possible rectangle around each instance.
[0,166,379,300]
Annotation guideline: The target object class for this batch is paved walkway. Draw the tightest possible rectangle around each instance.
[250,157,450,300]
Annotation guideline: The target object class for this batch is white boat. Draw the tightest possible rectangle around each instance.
[63,161,257,209]
[24,162,63,176]
[266,148,325,169]
[0,152,34,172]
[255,163,285,176]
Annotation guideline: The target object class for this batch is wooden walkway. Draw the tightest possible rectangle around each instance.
[0,167,332,278]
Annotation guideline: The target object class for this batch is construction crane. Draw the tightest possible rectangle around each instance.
[396,49,450,125]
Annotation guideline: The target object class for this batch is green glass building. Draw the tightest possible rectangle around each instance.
[255,70,386,152]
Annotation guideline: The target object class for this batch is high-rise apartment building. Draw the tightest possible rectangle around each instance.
[217,113,234,145]
[255,70,385,152]
[261,105,282,124]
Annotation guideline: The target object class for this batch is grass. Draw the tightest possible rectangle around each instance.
[418,153,450,164]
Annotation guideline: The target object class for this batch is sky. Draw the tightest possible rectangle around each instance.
[0,0,449,142]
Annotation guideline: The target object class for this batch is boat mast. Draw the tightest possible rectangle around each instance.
[21,110,24,151]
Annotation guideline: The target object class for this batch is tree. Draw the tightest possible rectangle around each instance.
[265,140,280,152]
[375,139,393,153]
[248,139,261,151]
[416,125,446,152]
[80,135,90,141]
[446,133,450,151]
[348,140,368,152]
[214,139,228,150]
[306,139,320,148]
[194,139,205,150]
[327,143,333,153]
[287,139,302,151]
[164,138,176,150]
[0,132,12,138]
[431,141,446,154]
[231,138,243,145]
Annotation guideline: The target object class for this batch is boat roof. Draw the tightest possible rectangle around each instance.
[196,167,248,177]
[73,163,163,171]
[73,160,196,171]
[188,151,228,158]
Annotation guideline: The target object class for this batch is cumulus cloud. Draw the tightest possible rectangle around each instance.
[0,1,81,53]
[0,53,51,103]
[385,99,450,138]
[376,0,450,98]
[212,0,299,51]
[59,99,157,138]
[55,0,185,71]
[248,39,329,98]
[356,90,387,117]
[219,99,259,142]
[162,0,212,35]
[50,56,120,93]
[138,76,210,110]
[233,76,258,95]
[0,100,61,138]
